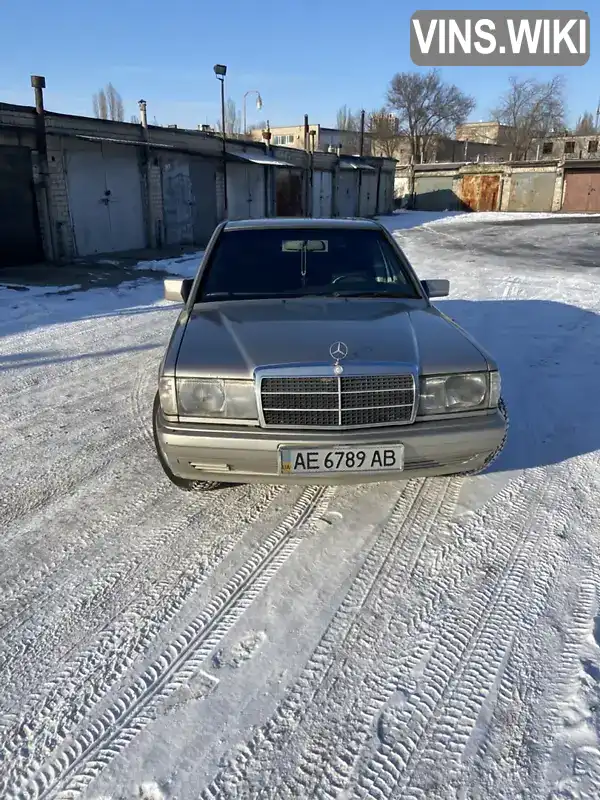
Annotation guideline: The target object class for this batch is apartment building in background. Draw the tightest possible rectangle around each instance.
[455,122,516,146]
[249,124,373,156]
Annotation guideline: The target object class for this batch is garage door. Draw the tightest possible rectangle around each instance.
[0,145,43,267]
[162,156,194,245]
[359,171,378,216]
[312,170,333,217]
[378,171,393,214]
[563,170,600,212]
[227,163,266,219]
[276,169,303,216]
[336,170,357,217]
[65,142,146,256]
[459,174,500,211]
[189,158,218,245]
[414,175,458,211]
[507,171,556,212]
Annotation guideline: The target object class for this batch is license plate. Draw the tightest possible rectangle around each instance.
[278,445,404,475]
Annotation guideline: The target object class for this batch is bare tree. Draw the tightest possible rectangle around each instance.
[386,69,475,163]
[575,111,597,135]
[130,114,140,124]
[106,82,124,121]
[92,82,125,121]
[336,105,359,131]
[491,75,566,160]
[367,108,402,158]
[93,89,108,120]
[215,97,242,136]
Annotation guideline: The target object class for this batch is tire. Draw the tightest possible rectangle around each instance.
[460,397,509,477]
[152,392,211,492]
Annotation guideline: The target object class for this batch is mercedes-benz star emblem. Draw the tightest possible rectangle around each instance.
[330,341,348,362]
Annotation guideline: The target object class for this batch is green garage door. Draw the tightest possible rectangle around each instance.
[414,174,459,211]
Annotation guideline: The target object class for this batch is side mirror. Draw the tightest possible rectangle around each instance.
[421,279,449,299]
[164,278,193,303]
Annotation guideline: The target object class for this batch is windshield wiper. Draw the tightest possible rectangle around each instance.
[333,290,415,299]
[200,291,330,301]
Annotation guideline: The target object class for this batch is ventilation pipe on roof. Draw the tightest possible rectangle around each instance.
[138,99,148,130]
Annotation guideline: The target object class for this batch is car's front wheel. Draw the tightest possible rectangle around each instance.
[152,392,214,492]
[462,397,509,477]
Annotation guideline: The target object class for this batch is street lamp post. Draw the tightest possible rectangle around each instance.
[243,90,263,135]
[214,64,228,215]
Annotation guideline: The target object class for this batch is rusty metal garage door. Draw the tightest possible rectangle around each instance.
[562,170,600,212]
[507,171,556,212]
[414,174,458,211]
[0,145,43,267]
[458,174,501,211]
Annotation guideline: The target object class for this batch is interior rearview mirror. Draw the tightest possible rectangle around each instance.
[164,278,193,303]
[421,279,449,299]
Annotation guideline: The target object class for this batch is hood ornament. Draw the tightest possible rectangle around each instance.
[330,341,348,375]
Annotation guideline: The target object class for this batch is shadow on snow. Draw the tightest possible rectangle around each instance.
[437,298,600,474]
[0,342,161,372]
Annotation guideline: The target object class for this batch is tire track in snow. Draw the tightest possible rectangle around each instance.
[130,348,162,449]
[464,505,600,798]
[540,574,600,799]
[0,481,285,790]
[289,475,541,799]
[351,454,599,800]
[3,486,336,800]
[0,304,171,404]
[199,453,580,800]
[199,475,463,799]
[359,473,572,799]
[1,338,164,533]
[0,340,158,453]
[0,480,282,702]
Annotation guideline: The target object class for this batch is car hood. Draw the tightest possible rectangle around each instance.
[174,298,489,378]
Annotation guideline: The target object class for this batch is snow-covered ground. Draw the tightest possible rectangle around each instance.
[1,212,600,800]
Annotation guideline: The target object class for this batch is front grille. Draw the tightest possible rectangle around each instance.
[260,374,415,428]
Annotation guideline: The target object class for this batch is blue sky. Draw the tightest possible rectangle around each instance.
[0,0,597,130]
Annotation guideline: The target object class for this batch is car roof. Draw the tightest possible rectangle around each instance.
[223,217,383,232]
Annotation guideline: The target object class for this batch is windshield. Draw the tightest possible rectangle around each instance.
[195,227,421,301]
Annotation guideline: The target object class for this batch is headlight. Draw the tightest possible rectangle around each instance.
[418,372,499,415]
[176,378,258,419]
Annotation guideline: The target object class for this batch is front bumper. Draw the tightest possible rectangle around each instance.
[154,409,507,485]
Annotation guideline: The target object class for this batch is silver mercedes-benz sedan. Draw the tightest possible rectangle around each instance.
[153,217,507,490]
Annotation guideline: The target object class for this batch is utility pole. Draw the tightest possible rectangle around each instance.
[359,109,365,156]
